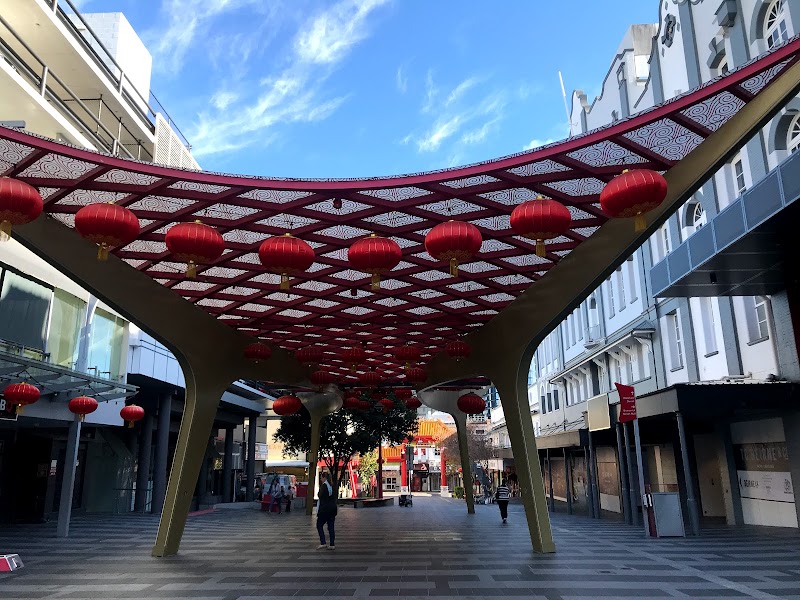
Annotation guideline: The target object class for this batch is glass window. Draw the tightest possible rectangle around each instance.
[700,297,718,355]
[687,202,706,230]
[743,296,771,342]
[616,267,626,308]
[733,156,746,195]
[666,312,684,370]
[553,388,560,410]
[788,113,800,154]
[607,277,616,316]
[48,290,86,368]
[765,0,789,49]
[86,308,125,380]
[755,297,770,340]
[626,257,638,301]
[0,269,52,353]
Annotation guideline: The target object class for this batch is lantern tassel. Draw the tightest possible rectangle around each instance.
[634,213,647,232]
[15,404,23,415]
[370,274,380,291]
[186,261,197,279]
[97,243,109,261]
[127,421,134,429]
[535,239,545,258]
[79,414,86,422]
[0,220,11,241]
[449,257,458,277]
[280,273,289,291]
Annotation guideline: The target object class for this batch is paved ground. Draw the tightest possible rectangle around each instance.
[1,493,800,599]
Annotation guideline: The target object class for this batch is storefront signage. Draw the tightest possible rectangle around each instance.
[616,383,637,423]
[734,441,794,503]
[254,443,268,461]
[0,397,18,422]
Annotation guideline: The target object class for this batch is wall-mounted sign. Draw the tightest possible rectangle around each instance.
[616,383,637,423]
[0,397,17,422]
[734,441,795,503]
[254,443,268,461]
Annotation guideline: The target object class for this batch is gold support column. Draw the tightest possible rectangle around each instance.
[152,368,231,557]
[305,410,324,516]
[493,363,555,554]
[453,413,475,514]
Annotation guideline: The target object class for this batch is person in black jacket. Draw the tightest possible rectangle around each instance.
[316,472,337,549]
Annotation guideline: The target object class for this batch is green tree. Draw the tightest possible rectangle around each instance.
[274,391,419,492]
[356,449,378,496]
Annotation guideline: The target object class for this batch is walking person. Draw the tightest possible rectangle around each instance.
[267,478,282,513]
[285,484,294,513]
[495,478,511,524]
[316,472,337,550]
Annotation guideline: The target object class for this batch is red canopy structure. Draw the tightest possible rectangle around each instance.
[3,34,800,558]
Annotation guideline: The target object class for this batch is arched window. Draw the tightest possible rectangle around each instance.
[764,0,789,49]
[686,202,706,230]
[788,113,800,154]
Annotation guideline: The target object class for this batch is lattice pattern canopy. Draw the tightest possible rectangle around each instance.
[2,36,799,383]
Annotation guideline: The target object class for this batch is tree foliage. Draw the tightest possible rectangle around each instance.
[273,390,419,491]
[356,449,378,495]
[440,425,498,473]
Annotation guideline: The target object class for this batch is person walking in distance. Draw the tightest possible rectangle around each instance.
[496,478,511,524]
[285,484,294,513]
[316,472,337,549]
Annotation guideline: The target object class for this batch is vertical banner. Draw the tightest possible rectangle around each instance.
[616,383,637,423]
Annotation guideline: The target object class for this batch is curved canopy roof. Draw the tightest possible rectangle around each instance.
[2,36,799,384]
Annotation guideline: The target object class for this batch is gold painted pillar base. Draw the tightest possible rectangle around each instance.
[494,365,555,554]
[152,370,230,557]
[454,412,475,515]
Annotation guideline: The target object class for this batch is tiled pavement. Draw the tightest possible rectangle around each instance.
[1,494,800,599]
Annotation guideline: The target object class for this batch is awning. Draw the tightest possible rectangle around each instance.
[535,428,588,450]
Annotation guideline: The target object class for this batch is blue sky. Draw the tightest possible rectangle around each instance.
[77,0,660,178]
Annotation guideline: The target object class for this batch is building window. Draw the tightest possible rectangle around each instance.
[666,311,684,370]
[616,267,626,308]
[541,395,547,414]
[553,388,560,410]
[744,296,771,343]
[626,256,638,302]
[733,155,746,195]
[700,297,718,355]
[788,113,800,154]
[607,277,616,317]
[686,202,706,231]
[765,0,789,49]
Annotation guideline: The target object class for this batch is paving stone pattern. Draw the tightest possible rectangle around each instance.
[1,494,800,599]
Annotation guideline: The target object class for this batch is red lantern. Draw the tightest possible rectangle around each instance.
[342,346,366,371]
[600,169,668,232]
[273,394,302,416]
[394,388,413,401]
[68,396,98,421]
[120,404,145,428]
[445,339,471,361]
[348,233,402,290]
[359,370,383,388]
[244,342,272,362]
[2,382,40,414]
[394,344,421,368]
[405,396,422,410]
[259,233,315,290]
[424,220,482,276]
[74,203,139,260]
[458,467,463,474]
[0,177,43,240]
[310,370,335,388]
[379,398,394,413]
[165,220,224,278]
[510,197,572,258]
[457,392,486,415]
[343,396,361,410]
[358,399,372,411]
[371,389,386,400]
[296,346,323,365]
[405,367,427,384]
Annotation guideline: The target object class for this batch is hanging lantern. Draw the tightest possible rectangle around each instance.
[68,396,98,421]
[310,370,335,388]
[74,203,139,260]
[348,233,402,290]
[358,399,372,411]
[371,389,386,400]
[424,220,482,276]
[0,177,43,241]
[457,467,463,474]
[258,233,315,290]
[510,197,572,258]
[394,344,421,368]
[2,382,40,414]
[378,398,394,413]
[445,339,471,361]
[342,346,366,372]
[343,396,361,410]
[457,392,486,415]
[600,169,668,232]
[244,342,272,362]
[120,404,145,428]
[406,396,422,410]
[273,394,302,416]
[359,370,383,388]
[296,346,323,365]
[405,367,427,384]
[394,388,413,401]
[164,220,224,278]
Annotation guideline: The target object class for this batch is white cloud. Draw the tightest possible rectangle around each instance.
[523,138,556,151]
[422,69,438,113]
[461,116,501,145]
[417,115,463,152]
[396,66,408,93]
[445,77,480,107]
[211,91,239,111]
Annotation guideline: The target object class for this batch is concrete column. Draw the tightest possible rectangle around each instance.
[196,436,211,509]
[716,422,743,525]
[454,414,475,514]
[134,413,154,512]
[633,419,649,537]
[151,393,173,515]
[245,416,257,502]
[783,412,800,528]
[305,411,323,515]
[56,416,82,537]
[623,422,639,526]
[547,449,554,512]
[222,426,234,503]
[564,448,572,515]
[616,423,632,525]
[676,412,701,536]
[587,432,600,519]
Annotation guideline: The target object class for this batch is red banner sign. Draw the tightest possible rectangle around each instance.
[616,383,637,423]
